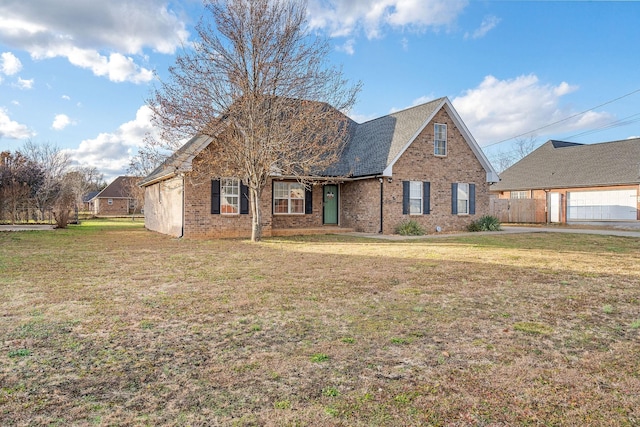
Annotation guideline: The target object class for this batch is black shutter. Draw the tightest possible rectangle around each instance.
[402,181,410,214]
[451,183,458,214]
[423,182,430,214]
[469,184,476,215]
[305,186,313,214]
[240,182,249,215]
[211,179,220,214]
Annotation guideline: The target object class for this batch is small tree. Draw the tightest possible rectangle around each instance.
[147,0,360,241]
[21,141,71,222]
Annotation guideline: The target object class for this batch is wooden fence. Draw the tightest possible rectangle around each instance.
[490,198,546,223]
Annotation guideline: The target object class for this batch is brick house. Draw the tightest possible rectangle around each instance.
[89,176,143,216]
[140,97,499,238]
[491,139,640,223]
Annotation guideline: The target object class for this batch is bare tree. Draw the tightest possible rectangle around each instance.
[490,135,538,173]
[147,0,360,241]
[21,141,72,221]
[0,151,43,223]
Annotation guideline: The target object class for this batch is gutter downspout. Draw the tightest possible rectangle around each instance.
[180,174,185,238]
[379,177,384,234]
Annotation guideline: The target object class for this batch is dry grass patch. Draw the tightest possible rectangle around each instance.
[1,219,639,425]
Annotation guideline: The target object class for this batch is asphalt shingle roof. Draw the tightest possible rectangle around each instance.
[140,96,497,185]
[327,98,444,177]
[491,138,640,191]
[93,176,140,199]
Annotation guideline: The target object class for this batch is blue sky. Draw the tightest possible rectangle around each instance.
[1,0,639,181]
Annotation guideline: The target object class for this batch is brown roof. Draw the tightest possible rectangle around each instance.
[93,176,140,199]
[491,138,640,191]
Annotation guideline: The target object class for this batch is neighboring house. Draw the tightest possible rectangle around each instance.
[140,97,499,238]
[82,191,100,212]
[491,138,640,223]
[89,176,143,216]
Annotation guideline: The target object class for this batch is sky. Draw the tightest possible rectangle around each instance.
[1,0,639,181]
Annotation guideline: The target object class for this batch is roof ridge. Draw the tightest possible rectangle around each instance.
[356,97,445,125]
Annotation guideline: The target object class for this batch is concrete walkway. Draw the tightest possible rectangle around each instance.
[345,224,640,240]
[0,224,56,232]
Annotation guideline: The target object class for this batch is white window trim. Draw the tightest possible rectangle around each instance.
[434,123,447,157]
[409,181,423,215]
[274,181,305,215]
[457,182,469,215]
[221,178,240,215]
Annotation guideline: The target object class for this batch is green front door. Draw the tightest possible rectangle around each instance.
[323,185,338,225]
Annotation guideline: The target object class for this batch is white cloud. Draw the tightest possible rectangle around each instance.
[66,105,157,177]
[308,0,468,39]
[1,51,22,75]
[14,76,33,89]
[336,39,356,55]
[0,107,36,139]
[452,74,613,145]
[61,95,70,100]
[465,15,501,39]
[52,113,72,130]
[0,1,189,84]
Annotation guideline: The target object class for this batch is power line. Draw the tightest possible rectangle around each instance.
[565,112,640,140]
[483,87,640,148]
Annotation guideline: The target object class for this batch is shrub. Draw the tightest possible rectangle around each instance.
[395,219,426,236]
[467,215,501,232]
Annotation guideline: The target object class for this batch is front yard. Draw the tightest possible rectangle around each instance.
[1,220,639,426]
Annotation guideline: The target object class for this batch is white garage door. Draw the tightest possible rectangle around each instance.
[567,189,637,221]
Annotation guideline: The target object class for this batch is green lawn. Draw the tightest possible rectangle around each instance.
[1,219,639,426]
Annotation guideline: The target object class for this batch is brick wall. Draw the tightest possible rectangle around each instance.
[95,197,131,215]
[381,108,489,234]
[341,179,381,232]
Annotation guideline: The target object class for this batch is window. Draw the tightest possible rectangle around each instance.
[409,181,422,215]
[221,178,240,214]
[211,179,249,215]
[107,198,113,205]
[452,183,474,215]
[510,191,529,199]
[274,182,305,214]
[434,123,447,156]
[457,183,469,214]
[403,181,430,215]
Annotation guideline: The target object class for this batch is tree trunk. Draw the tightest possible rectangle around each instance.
[250,186,262,242]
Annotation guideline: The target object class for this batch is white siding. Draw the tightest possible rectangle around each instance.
[143,176,184,237]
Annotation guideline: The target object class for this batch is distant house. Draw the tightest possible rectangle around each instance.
[140,97,499,238]
[491,138,640,223]
[89,176,143,216]
[82,191,100,212]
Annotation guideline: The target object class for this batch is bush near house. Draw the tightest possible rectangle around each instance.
[467,214,502,232]
[395,219,426,236]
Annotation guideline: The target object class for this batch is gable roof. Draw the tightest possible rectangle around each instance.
[139,134,213,186]
[82,191,100,203]
[491,138,640,191]
[92,176,139,200]
[140,97,499,186]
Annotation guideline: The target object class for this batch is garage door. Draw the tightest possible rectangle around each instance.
[567,189,637,221]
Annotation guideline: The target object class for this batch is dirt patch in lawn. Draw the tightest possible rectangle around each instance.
[1,220,639,425]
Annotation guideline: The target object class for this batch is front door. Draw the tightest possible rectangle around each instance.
[323,185,338,225]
